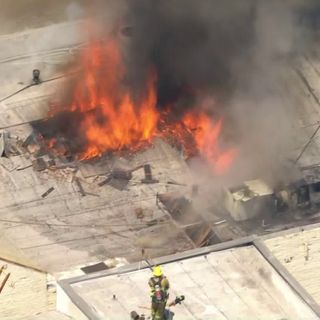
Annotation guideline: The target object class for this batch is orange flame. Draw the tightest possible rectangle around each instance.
[66,36,158,159]
[47,34,235,175]
[182,112,236,174]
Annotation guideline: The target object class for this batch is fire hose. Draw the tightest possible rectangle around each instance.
[138,295,185,310]
[137,296,185,311]
[168,295,185,307]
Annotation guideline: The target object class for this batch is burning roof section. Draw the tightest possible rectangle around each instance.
[33,32,236,175]
[1,0,320,289]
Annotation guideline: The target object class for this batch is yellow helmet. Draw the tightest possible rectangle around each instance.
[153,265,163,277]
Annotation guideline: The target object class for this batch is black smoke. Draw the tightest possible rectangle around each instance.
[126,0,256,113]
[125,0,320,116]
[32,0,320,168]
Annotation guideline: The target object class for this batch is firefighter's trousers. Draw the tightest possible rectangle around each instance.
[151,301,166,320]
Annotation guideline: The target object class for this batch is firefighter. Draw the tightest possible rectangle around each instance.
[148,265,170,320]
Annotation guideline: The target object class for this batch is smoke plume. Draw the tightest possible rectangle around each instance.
[126,0,255,111]
[29,0,320,186]
[122,0,319,185]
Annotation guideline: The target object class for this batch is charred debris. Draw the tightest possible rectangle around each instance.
[1,122,320,244]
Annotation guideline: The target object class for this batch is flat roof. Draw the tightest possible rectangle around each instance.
[265,225,320,305]
[2,6,320,279]
[62,242,319,320]
[0,22,208,273]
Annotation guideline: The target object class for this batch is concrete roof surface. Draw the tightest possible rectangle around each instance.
[70,245,318,320]
[1,3,320,281]
[0,20,200,274]
[265,225,320,305]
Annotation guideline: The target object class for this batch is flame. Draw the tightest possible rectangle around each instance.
[46,34,236,175]
[65,36,158,159]
[182,112,236,174]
